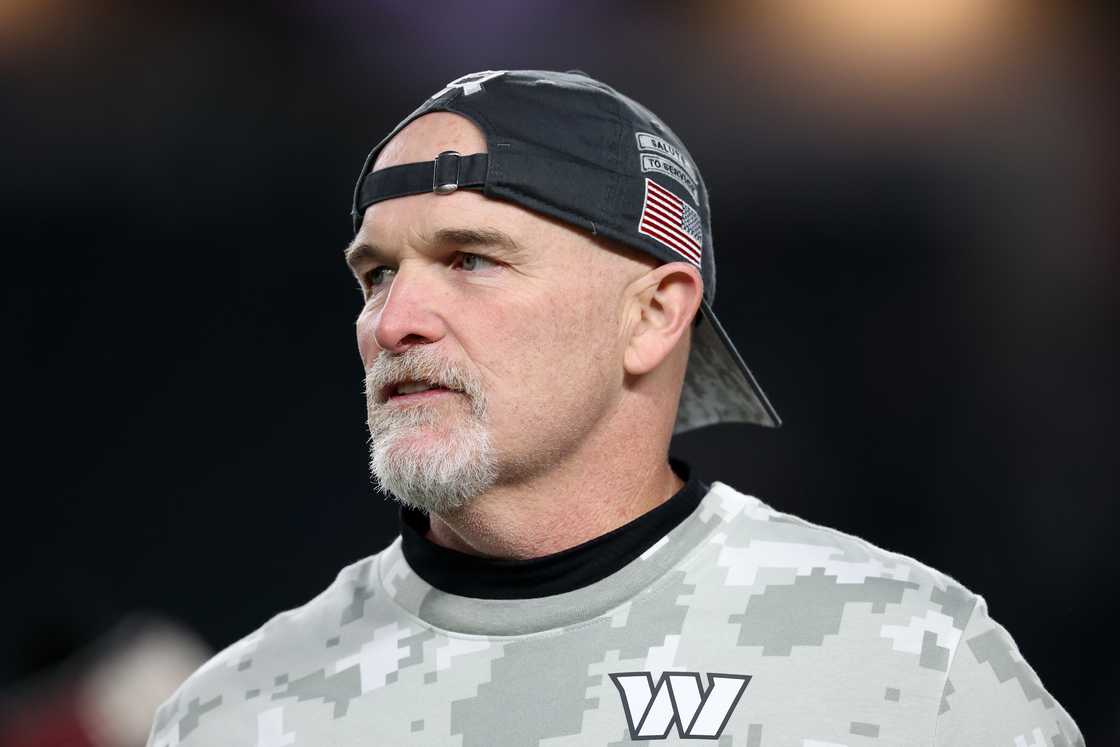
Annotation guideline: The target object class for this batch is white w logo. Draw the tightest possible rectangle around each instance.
[429,70,508,100]
[609,671,751,740]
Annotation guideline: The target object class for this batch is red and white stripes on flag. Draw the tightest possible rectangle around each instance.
[637,178,703,267]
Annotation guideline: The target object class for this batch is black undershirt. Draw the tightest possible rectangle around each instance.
[398,458,708,600]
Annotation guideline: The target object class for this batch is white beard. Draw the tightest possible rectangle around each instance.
[364,349,497,514]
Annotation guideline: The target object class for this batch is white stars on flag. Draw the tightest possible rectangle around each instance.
[637,178,702,267]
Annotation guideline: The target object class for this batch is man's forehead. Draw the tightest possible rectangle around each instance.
[373,112,488,171]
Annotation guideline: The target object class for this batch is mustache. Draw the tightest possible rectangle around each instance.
[363,348,484,406]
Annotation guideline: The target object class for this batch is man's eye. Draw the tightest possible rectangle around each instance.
[361,254,493,291]
[458,253,496,271]
[363,266,394,288]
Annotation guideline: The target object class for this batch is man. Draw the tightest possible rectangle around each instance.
[147,70,1082,746]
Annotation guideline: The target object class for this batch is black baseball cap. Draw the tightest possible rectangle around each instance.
[350,69,780,433]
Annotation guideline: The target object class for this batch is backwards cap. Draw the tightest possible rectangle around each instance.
[351,69,780,433]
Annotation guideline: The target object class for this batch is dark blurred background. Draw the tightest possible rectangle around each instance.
[3,1,1116,744]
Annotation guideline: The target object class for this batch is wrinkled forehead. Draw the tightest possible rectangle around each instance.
[372,112,488,171]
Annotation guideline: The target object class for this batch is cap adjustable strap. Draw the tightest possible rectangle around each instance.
[352,151,488,229]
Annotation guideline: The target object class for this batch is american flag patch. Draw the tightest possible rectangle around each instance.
[637,178,702,267]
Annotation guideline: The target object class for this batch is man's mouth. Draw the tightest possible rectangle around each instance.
[396,381,443,395]
[382,380,460,402]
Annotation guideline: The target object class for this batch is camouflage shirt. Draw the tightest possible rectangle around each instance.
[147,462,1083,746]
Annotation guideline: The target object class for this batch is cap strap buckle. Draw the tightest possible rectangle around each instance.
[352,152,488,232]
[433,151,462,195]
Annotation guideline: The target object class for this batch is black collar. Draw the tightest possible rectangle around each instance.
[398,458,707,600]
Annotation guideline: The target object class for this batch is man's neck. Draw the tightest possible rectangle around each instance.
[423,453,685,560]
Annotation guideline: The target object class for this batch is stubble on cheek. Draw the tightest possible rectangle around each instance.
[493,289,620,480]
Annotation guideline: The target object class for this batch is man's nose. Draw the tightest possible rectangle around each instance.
[364,267,447,357]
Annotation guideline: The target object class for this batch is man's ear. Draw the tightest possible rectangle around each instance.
[623,262,703,376]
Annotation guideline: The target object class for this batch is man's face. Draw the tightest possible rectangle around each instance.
[348,113,638,514]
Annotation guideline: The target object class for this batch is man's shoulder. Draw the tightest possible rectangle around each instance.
[703,480,981,624]
[691,482,1084,746]
[146,550,389,745]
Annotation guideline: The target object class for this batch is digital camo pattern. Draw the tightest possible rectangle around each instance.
[147,482,1082,746]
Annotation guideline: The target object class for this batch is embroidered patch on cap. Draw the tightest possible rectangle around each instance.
[638,178,702,267]
[635,132,699,203]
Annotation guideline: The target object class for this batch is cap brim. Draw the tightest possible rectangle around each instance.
[673,298,781,434]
